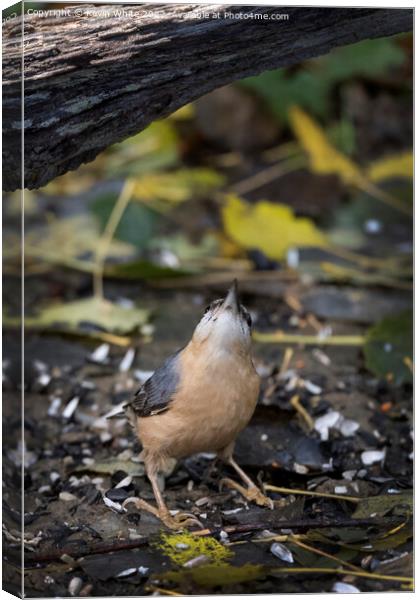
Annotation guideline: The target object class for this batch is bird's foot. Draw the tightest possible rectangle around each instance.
[220,478,274,509]
[123,497,202,530]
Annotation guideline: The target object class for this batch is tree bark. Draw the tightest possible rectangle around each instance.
[2,4,412,191]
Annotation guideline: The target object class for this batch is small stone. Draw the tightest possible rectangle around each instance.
[138,566,149,576]
[334,486,348,495]
[270,542,294,563]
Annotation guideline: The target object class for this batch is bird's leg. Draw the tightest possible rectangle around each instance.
[124,467,202,530]
[220,455,274,509]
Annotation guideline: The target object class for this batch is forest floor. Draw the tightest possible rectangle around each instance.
[3,281,413,596]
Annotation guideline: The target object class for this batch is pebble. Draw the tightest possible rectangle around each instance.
[270,542,294,563]
[361,449,386,465]
[68,577,83,596]
[334,486,348,495]
[138,566,149,576]
[332,582,360,593]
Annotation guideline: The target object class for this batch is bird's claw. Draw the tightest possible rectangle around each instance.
[220,477,274,509]
[123,497,202,530]
[161,511,203,531]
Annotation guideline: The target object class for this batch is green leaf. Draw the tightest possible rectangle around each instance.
[74,460,145,477]
[25,297,150,335]
[132,168,225,205]
[90,193,158,250]
[363,311,413,384]
[352,492,413,519]
[105,121,180,176]
[105,259,192,280]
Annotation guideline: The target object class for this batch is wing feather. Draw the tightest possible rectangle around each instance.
[125,348,182,418]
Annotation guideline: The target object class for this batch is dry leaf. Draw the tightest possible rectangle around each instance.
[367,152,413,182]
[289,105,365,186]
[222,194,327,261]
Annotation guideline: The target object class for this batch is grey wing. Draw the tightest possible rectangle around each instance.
[126,349,182,418]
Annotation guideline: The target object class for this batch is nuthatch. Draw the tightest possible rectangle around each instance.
[123,281,273,529]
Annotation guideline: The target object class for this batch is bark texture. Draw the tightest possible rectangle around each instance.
[2,4,413,191]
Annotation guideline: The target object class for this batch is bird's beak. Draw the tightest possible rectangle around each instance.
[222,279,240,314]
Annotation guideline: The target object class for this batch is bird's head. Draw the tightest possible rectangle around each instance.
[192,280,253,354]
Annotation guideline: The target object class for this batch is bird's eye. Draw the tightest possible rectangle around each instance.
[204,305,211,315]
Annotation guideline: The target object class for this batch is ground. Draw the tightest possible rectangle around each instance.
[3,284,413,596]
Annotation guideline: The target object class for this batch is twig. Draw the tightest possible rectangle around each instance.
[264,484,360,504]
[93,179,135,299]
[271,566,413,584]
[290,394,314,431]
[152,270,297,288]
[253,332,365,346]
[288,536,365,573]
[227,155,307,196]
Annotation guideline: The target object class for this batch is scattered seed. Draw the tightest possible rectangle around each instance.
[182,555,210,568]
[115,475,132,489]
[62,396,79,419]
[68,577,83,596]
[48,396,62,417]
[116,568,137,578]
[59,492,78,502]
[303,380,323,395]
[270,542,294,563]
[293,463,308,475]
[361,449,386,465]
[175,542,190,550]
[332,582,360,593]
[103,496,126,512]
[195,496,209,507]
[119,348,135,372]
[90,344,110,364]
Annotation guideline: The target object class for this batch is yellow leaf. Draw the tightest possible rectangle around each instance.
[132,168,224,205]
[367,152,413,182]
[167,103,195,120]
[222,195,327,261]
[289,106,365,186]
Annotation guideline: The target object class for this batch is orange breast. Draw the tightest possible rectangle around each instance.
[137,342,260,461]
